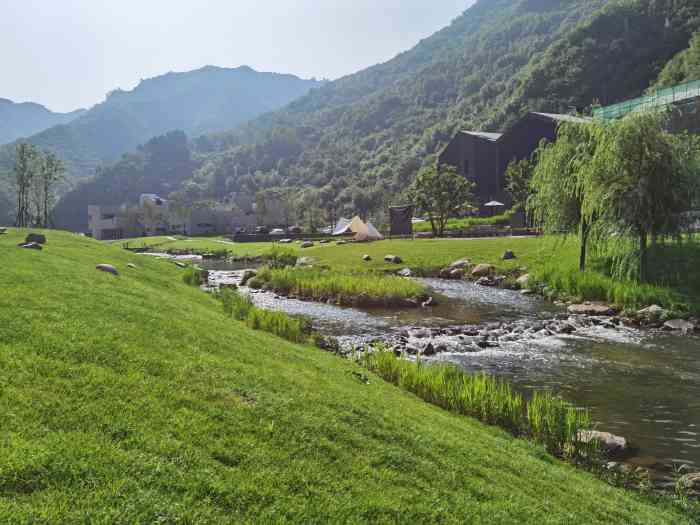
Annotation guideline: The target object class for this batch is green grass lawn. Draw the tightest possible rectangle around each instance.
[0,228,690,523]
[111,235,275,257]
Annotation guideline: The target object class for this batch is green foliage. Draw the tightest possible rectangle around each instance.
[409,164,475,237]
[220,288,310,343]
[255,266,427,306]
[653,32,700,88]
[182,266,207,287]
[360,350,593,460]
[505,158,534,210]
[412,210,515,233]
[262,245,298,269]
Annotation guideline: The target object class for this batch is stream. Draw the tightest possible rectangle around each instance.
[203,263,700,485]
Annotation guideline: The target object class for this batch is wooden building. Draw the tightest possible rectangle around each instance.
[439,112,590,211]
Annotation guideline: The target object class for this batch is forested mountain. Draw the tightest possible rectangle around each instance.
[0,66,321,183]
[31,0,700,231]
[652,31,700,89]
[0,66,321,225]
[0,99,84,145]
[183,0,700,222]
[53,131,196,230]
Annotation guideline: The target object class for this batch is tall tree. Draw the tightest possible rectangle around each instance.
[585,113,697,282]
[528,123,601,271]
[409,164,475,238]
[13,143,38,228]
[38,152,64,227]
[505,157,534,211]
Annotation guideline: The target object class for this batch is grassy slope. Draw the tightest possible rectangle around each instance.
[0,229,689,523]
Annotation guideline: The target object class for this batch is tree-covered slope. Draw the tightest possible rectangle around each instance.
[190,0,700,220]
[0,98,84,146]
[0,228,691,523]
[0,66,321,183]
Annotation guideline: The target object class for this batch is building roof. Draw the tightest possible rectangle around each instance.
[460,131,503,142]
[530,112,592,124]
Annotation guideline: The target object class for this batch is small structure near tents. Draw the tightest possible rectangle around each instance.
[332,216,384,241]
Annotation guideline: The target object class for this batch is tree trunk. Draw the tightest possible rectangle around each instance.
[639,229,648,283]
[579,219,589,272]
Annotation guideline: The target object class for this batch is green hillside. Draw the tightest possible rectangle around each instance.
[0,228,691,523]
[0,99,84,146]
[184,0,700,220]
[0,66,322,225]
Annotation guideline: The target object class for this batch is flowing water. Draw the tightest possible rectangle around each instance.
[205,265,700,478]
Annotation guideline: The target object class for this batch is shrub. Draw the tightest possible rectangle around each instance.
[182,266,207,286]
[263,246,298,269]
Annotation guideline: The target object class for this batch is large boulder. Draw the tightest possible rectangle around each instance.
[0,227,7,234]
[384,255,403,264]
[502,250,516,260]
[663,319,696,334]
[449,268,465,280]
[362,254,372,262]
[397,268,413,278]
[25,233,47,245]
[637,304,666,321]
[96,264,119,276]
[278,238,293,244]
[567,303,615,316]
[336,240,348,245]
[678,472,700,497]
[300,241,314,249]
[578,430,632,458]
[471,264,495,278]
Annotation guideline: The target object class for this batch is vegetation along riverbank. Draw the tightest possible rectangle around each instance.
[1,228,696,522]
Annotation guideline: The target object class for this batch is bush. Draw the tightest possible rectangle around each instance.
[263,246,298,269]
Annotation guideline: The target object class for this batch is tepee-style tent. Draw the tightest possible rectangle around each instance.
[332,216,383,241]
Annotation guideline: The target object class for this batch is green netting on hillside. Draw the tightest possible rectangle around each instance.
[593,79,700,120]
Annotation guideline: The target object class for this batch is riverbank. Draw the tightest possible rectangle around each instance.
[0,228,693,523]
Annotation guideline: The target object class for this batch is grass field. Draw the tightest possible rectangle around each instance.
[0,228,691,523]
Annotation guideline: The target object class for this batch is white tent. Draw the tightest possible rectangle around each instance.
[332,216,383,241]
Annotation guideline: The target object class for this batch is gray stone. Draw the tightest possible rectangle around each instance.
[319,239,330,244]
[421,297,436,308]
[96,264,119,276]
[19,242,42,250]
[300,241,314,248]
[637,304,666,321]
[384,255,403,264]
[448,259,472,270]
[279,238,293,244]
[476,276,496,287]
[567,303,615,316]
[471,264,495,277]
[449,268,465,279]
[397,268,413,277]
[296,257,316,267]
[502,250,516,260]
[240,270,257,286]
[516,274,530,288]
[127,263,137,269]
[362,254,372,261]
[520,289,535,296]
[663,319,696,334]
[577,430,631,458]
[0,227,7,234]
[678,472,700,496]
[175,262,187,268]
[336,240,348,245]
[25,233,47,245]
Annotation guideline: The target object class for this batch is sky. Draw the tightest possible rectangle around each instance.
[1,0,470,113]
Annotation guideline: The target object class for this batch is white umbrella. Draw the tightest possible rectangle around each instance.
[484,201,505,217]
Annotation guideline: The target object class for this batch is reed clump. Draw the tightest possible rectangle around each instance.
[359,349,594,459]
[255,267,428,306]
[220,288,311,343]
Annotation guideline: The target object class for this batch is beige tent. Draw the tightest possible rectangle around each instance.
[332,216,383,241]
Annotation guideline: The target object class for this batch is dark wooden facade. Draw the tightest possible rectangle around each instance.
[439,112,589,211]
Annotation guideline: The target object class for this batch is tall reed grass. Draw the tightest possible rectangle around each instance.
[359,349,594,459]
[219,288,311,343]
[255,267,427,306]
[182,266,207,286]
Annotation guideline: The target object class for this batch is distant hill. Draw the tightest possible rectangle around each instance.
[0,66,322,225]
[0,98,84,145]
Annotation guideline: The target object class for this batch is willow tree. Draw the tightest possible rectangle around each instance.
[528,123,603,271]
[585,113,697,282]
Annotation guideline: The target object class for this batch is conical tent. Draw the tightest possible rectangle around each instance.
[332,217,352,236]
[364,222,384,241]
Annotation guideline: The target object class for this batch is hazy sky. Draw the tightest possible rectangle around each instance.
[1,0,470,113]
